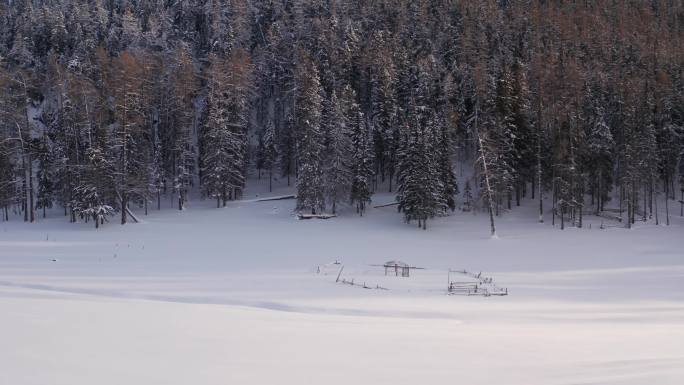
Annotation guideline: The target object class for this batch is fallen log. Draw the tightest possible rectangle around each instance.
[373,202,399,209]
[297,213,337,220]
[255,195,296,202]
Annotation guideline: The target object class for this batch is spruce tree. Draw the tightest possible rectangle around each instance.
[322,90,352,214]
[202,51,252,207]
[349,98,374,216]
[36,133,57,218]
[261,119,278,193]
[295,55,325,214]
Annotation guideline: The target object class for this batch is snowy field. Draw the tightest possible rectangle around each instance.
[1,183,683,385]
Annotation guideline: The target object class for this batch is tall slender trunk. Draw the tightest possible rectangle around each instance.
[536,71,543,223]
[655,182,659,225]
[22,153,28,222]
[474,103,496,237]
[552,172,556,227]
[643,184,647,221]
[619,184,624,222]
[28,152,34,223]
[578,201,583,228]
[561,205,565,230]
[121,192,128,225]
[649,180,653,218]
[632,182,636,224]
[665,174,670,225]
[515,184,520,206]
[626,183,632,229]
[596,171,601,215]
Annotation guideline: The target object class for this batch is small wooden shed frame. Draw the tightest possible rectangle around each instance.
[373,260,424,277]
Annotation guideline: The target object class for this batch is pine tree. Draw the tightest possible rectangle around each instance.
[434,114,457,213]
[322,90,352,214]
[171,46,198,210]
[101,50,146,225]
[397,108,441,230]
[36,133,57,218]
[583,96,614,214]
[0,132,13,221]
[279,114,296,187]
[492,67,517,214]
[261,119,278,193]
[295,54,325,215]
[202,50,252,207]
[72,139,117,229]
[510,61,534,206]
[462,180,473,212]
[348,90,374,216]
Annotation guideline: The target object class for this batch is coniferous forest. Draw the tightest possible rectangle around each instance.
[0,1,682,231]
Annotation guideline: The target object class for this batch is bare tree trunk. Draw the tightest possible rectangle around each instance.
[665,174,670,225]
[552,173,556,227]
[596,171,601,215]
[626,183,632,229]
[515,185,520,206]
[536,72,543,223]
[632,182,636,225]
[561,204,565,230]
[28,152,34,223]
[619,184,624,222]
[121,192,128,225]
[649,180,653,218]
[643,184,647,221]
[579,203,583,228]
[655,182,659,225]
[475,118,496,237]
[22,154,27,222]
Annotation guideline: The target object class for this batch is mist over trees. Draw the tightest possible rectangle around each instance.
[0,1,682,230]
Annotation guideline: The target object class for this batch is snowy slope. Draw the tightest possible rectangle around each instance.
[1,188,683,385]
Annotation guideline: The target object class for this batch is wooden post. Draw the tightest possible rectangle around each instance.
[335,266,344,283]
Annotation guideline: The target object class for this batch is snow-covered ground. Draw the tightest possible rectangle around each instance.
[1,182,683,384]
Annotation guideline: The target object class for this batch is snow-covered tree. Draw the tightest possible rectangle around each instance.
[348,89,374,216]
[36,134,57,218]
[261,119,278,193]
[202,50,253,207]
[322,91,352,214]
[295,54,325,214]
[397,113,442,230]
[171,46,198,210]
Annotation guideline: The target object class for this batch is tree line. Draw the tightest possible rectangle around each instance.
[0,0,682,231]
